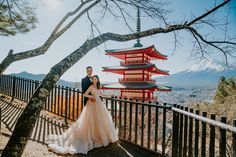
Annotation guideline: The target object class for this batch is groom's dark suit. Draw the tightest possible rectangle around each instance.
[81,76,93,106]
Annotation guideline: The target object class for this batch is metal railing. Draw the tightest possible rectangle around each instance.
[171,105,236,157]
[0,75,84,122]
[120,60,149,65]
[0,74,236,156]
[101,97,172,155]
[119,78,156,83]
[121,96,156,101]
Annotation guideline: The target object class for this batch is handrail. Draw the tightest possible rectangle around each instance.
[120,60,149,65]
[119,78,156,83]
[102,96,171,109]
[172,107,236,133]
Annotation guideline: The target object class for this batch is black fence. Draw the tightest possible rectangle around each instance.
[0,74,236,156]
[172,106,236,157]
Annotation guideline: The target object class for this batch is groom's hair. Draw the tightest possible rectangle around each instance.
[86,66,92,69]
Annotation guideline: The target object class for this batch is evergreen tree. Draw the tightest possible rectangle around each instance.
[214,76,236,103]
[0,0,37,36]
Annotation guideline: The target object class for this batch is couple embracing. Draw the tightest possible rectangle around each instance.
[46,66,118,154]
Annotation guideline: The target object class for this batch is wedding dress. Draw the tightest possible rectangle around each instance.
[46,86,119,154]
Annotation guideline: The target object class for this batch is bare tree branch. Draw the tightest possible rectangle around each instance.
[186,0,231,26]
[51,0,94,35]
[0,0,101,74]
[186,26,233,67]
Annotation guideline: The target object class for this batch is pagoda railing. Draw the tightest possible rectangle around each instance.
[120,60,149,65]
[0,74,236,157]
[122,96,156,101]
[119,78,156,83]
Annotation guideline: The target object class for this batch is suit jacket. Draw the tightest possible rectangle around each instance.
[81,76,93,106]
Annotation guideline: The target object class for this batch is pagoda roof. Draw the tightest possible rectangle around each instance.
[102,63,169,75]
[105,45,168,60]
[102,82,172,92]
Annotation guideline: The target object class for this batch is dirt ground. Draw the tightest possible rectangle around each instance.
[0,123,59,157]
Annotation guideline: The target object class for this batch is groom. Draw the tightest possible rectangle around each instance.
[81,66,93,106]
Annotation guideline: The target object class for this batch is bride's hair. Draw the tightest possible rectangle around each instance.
[92,75,101,89]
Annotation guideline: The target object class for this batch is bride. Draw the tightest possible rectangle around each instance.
[46,75,119,154]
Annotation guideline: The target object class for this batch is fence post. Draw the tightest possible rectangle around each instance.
[178,106,184,157]
[11,76,16,101]
[194,110,200,157]
[162,103,167,155]
[209,114,216,157]
[183,107,189,157]
[110,96,114,118]
[232,120,236,157]
[201,112,207,157]
[172,104,179,157]
[219,117,227,157]
[123,98,127,140]
[0,107,1,132]
[81,91,84,107]
[64,87,68,128]
[188,108,194,157]
[35,80,40,90]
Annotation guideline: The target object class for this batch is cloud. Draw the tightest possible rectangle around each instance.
[20,41,38,46]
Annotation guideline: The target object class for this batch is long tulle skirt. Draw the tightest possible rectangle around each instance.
[46,99,119,154]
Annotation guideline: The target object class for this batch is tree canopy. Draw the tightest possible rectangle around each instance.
[214,76,236,103]
[0,0,37,36]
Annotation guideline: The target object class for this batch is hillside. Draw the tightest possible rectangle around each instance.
[9,71,81,89]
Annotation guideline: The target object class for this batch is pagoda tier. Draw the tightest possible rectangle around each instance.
[102,82,171,92]
[102,82,171,101]
[105,45,167,61]
[102,63,169,76]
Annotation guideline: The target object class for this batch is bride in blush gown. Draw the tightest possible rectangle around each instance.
[46,75,119,155]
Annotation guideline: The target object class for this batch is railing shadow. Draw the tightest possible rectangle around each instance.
[0,96,67,145]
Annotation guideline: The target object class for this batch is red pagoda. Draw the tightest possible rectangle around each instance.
[102,8,171,101]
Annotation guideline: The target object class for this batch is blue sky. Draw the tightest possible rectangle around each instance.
[0,0,235,82]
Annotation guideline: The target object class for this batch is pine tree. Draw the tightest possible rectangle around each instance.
[214,76,236,103]
[0,0,37,36]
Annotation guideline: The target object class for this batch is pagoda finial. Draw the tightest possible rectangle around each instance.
[134,5,143,47]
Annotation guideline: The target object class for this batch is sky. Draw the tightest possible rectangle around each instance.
[0,0,236,82]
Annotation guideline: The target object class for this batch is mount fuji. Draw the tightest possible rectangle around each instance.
[156,60,236,89]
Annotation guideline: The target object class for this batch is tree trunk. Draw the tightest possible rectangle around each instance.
[0,50,14,73]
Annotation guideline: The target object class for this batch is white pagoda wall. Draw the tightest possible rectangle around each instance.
[122,90,143,99]
[126,54,150,63]
[124,70,143,79]
[124,70,152,79]
[122,90,152,100]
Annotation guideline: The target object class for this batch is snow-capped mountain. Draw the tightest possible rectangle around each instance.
[156,60,236,89]
[187,60,226,72]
